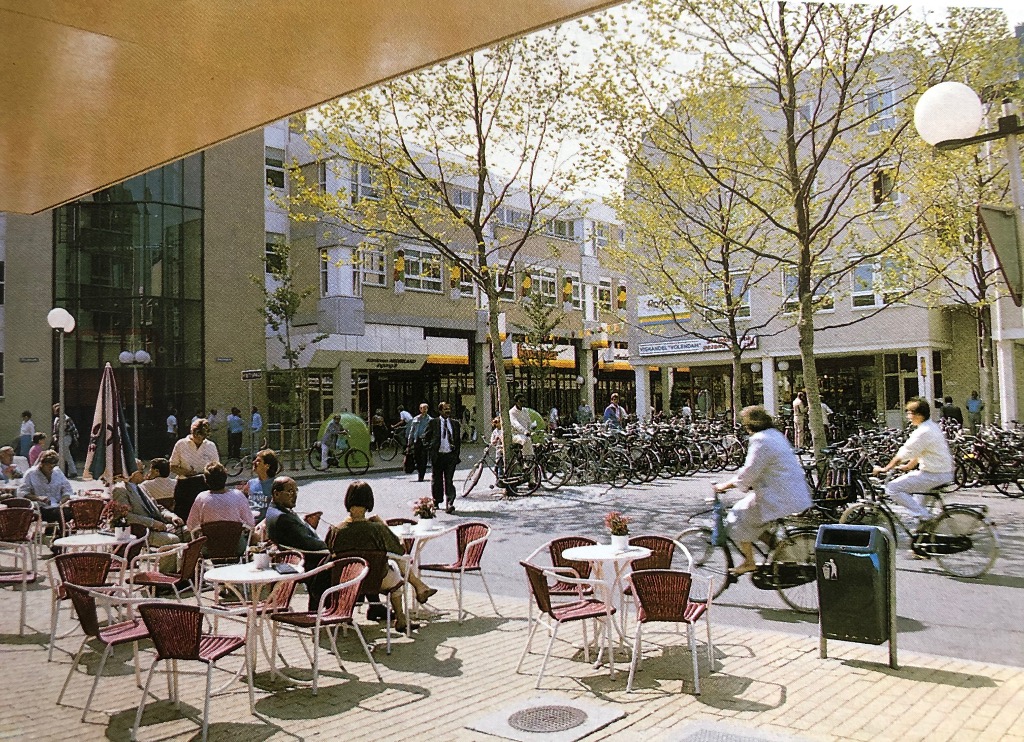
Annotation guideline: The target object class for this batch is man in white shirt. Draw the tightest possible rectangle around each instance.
[170,418,220,520]
[873,397,954,527]
[509,394,534,457]
[424,402,461,513]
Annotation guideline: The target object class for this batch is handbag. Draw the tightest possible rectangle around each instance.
[403,451,416,474]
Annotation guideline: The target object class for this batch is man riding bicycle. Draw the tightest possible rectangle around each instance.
[320,413,347,469]
[713,405,812,576]
[872,397,954,531]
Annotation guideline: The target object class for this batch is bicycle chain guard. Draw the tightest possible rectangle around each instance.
[911,533,973,556]
[751,562,817,590]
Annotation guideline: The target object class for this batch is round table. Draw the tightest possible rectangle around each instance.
[52,532,123,551]
[389,523,452,619]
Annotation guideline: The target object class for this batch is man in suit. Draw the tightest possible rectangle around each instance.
[424,401,461,514]
[265,476,330,610]
[406,402,432,482]
[112,469,184,572]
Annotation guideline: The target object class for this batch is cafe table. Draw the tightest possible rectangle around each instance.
[52,532,123,551]
[560,542,652,665]
[389,522,453,620]
[204,561,307,684]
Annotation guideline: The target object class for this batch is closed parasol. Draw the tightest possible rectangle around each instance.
[83,362,137,483]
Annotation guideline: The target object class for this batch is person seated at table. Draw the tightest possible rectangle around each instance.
[28,433,47,467]
[139,457,176,509]
[112,469,184,548]
[242,448,280,521]
[186,462,254,555]
[17,449,73,522]
[326,480,437,631]
[265,476,331,610]
[0,446,23,482]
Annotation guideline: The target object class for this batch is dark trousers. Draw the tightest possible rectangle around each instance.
[227,431,243,459]
[172,475,208,521]
[431,451,458,506]
[413,439,428,481]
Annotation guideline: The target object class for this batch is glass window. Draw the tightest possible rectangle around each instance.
[783,265,834,313]
[705,272,750,318]
[527,268,558,306]
[265,232,286,274]
[562,271,582,310]
[852,262,876,307]
[320,250,329,297]
[359,244,386,287]
[318,161,328,193]
[544,218,576,241]
[404,247,442,293]
[598,278,612,312]
[594,222,609,248]
[265,147,286,189]
[867,82,897,133]
[872,167,900,205]
[496,206,529,229]
[451,187,477,212]
[350,162,379,203]
[495,263,516,301]
[456,255,476,295]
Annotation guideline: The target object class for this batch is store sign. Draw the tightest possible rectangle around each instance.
[637,294,689,326]
[514,343,575,368]
[638,335,758,356]
[364,356,426,371]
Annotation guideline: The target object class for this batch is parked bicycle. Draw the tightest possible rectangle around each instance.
[838,475,999,578]
[677,490,822,614]
[462,442,542,497]
[370,427,403,462]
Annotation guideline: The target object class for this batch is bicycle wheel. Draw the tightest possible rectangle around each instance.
[462,459,486,498]
[993,477,1024,498]
[344,448,371,475]
[838,502,897,544]
[676,526,731,602]
[308,444,328,472]
[224,457,244,477]
[770,530,819,614]
[505,457,542,496]
[931,507,999,578]
[539,448,573,491]
[722,438,746,471]
[377,436,400,462]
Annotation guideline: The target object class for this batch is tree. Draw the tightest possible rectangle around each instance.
[286,30,598,454]
[517,278,566,409]
[586,0,963,454]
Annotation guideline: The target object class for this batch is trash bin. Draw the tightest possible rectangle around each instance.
[816,524,897,667]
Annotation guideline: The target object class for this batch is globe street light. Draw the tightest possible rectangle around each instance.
[913,81,1024,306]
[47,307,76,476]
[118,349,151,456]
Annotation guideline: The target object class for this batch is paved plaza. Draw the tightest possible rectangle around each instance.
[1,456,1021,741]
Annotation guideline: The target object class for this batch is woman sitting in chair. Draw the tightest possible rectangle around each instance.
[327,481,437,632]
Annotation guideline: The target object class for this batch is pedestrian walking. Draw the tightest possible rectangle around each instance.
[406,403,431,481]
[425,402,461,513]
[51,403,78,478]
[166,408,178,454]
[965,391,984,434]
[19,411,35,457]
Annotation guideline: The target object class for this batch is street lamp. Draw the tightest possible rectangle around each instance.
[47,307,76,475]
[118,349,151,456]
[913,81,1024,305]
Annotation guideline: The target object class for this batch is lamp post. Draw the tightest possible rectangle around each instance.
[118,349,152,456]
[913,81,1024,305]
[47,308,76,475]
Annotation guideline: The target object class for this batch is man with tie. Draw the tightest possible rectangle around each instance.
[424,402,461,514]
[112,469,185,571]
[406,402,432,482]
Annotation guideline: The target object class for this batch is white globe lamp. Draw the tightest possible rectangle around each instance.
[914,82,983,146]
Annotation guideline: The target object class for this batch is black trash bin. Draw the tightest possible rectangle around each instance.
[816,524,897,666]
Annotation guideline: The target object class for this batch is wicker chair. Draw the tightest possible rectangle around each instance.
[128,535,206,601]
[517,561,615,688]
[626,569,713,695]
[0,508,37,635]
[61,497,107,536]
[269,557,382,695]
[133,601,254,742]
[57,583,149,721]
[333,549,407,651]
[195,520,250,565]
[384,517,417,556]
[419,522,499,622]
[48,551,113,661]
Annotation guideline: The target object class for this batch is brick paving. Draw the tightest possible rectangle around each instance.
[1,572,1021,741]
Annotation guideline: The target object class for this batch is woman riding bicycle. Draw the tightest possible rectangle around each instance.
[320,413,348,469]
[713,405,812,576]
[871,397,954,530]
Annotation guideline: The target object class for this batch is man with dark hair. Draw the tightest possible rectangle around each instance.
[406,403,432,481]
[186,461,254,531]
[17,449,73,522]
[140,457,176,508]
[424,402,461,514]
[940,396,963,426]
[873,397,954,529]
[266,476,330,609]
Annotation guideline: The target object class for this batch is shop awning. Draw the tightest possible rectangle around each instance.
[0,0,622,215]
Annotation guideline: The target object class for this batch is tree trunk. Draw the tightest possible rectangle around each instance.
[488,303,515,457]
[797,292,826,458]
[977,307,995,426]
[731,349,742,426]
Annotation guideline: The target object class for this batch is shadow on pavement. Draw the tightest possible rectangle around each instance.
[842,659,997,687]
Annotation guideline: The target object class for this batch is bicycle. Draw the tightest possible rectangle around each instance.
[462,442,542,498]
[306,434,371,475]
[371,428,403,462]
[677,491,823,613]
[838,475,999,578]
[224,438,268,477]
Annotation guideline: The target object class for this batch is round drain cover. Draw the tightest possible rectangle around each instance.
[508,705,588,733]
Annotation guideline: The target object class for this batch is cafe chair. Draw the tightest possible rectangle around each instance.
[194,520,251,565]
[48,551,114,661]
[419,522,499,622]
[522,536,597,614]
[626,569,714,695]
[62,497,107,536]
[269,557,383,695]
[621,535,694,633]
[385,518,417,556]
[109,528,150,586]
[133,601,254,742]
[0,508,38,635]
[0,498,43,563]
[518,561,616,688]
[128,536,206,602]
[333,549,407,651]
[58,583,149,721]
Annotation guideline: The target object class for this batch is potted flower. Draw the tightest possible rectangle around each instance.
[604,511,631,551]
[107,501,132,541]
[249,541,271,571]
[412,496,437,534]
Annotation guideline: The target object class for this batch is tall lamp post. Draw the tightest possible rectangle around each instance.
[47,307,76,475]
[118,349,151,456]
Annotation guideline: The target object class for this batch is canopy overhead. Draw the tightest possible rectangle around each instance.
[0,0,621,215]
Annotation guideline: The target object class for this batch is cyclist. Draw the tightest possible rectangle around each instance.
[320,413,347,469]
[509,394,534,457]
[872,396,954,530]
[713,405,812,576]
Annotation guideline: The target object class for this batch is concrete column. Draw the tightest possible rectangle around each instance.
[333,362,353,414]
[996,340,1018,426]
[580,344,596,414]
[761,357,777,416]
[634,366,651,419]
[916,347,934,408]
[661,367,673,414]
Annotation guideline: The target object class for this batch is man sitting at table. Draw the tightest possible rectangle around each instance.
[327,480,437,632]
[0,446,23,482]
[112,470,184,548]
[139,457,176,509]
[187,462,254,556]
[17,449,73,523]
[265,476,331,610]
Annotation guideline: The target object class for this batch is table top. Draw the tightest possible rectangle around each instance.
[389,523,450,539]
[562,544,653,562]
[53,532,121,548]
[204,562,306,585]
